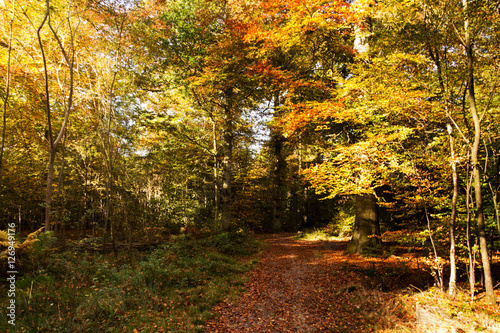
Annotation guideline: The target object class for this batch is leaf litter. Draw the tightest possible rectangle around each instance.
[204,233,421,333]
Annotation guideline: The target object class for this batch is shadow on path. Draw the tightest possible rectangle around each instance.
[204,233,416,332]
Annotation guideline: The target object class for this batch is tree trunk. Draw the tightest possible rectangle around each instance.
[54,132,67,235]
[465,158,476,301]
[221,104,233,231]
[271,94,284,232]
[353,0,371,56]
[347,194,381,254]
[463,0,495,304]
[45,149,56,232]
[447,124,458,297]
[488,154,500,238]
[38,0,75,232]
[348,1,379,254]
[0,0,14,188]
[212,119,219,225]
[271,133,284,232]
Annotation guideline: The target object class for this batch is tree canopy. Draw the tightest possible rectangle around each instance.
[1,0,499,303]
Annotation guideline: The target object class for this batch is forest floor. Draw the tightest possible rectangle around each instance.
[1,231,499,332]
[204,233,500,333]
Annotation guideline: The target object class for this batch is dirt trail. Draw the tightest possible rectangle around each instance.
[204,233,407,333]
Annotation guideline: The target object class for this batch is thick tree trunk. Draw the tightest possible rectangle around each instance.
[463,0,495,304]
[347,194,381,254]
[348,2,379,254]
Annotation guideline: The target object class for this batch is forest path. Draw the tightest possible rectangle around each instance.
[203,233,391,333]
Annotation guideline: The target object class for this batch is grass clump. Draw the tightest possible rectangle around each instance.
[0,231,259,332]
[294,228,346,242]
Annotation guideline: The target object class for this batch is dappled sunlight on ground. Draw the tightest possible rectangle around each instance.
[204,233,423,332]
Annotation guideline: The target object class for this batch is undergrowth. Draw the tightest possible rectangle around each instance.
[0,231,260,332]
[294,229,344,242]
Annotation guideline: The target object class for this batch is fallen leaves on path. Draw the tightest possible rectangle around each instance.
[204,234,418,332]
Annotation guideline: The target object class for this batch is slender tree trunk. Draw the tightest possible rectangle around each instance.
[298,138,305,227]
[463,0,496,304]
[38,2,52,232]
[447,124,458,297]
[221,103,233,231]
[45,150,56,232]
[426,205,444,291]
[213,119,219,224]
[18,205,21,235]
[0,0,15,187]
[496,155,500,236]
[488,154,500,237]
[465,158,476,301]
[38,0,75,232]
[271,134,284,232]
[54,131,67,235]
[489,182,500,238]
[111,200,116,254]
[291,159,300,230]
[101,112,114,251]
[101,90,115,251]
[271,94,284,232]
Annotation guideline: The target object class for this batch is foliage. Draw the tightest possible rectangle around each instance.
[0,227,51,270]
[204,230,260,255]
[0,232,259,332]
[1,0,500,327]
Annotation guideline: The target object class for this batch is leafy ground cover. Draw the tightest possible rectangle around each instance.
[1,231,499,332]
[205,233,500,333]
[0,231,259,332]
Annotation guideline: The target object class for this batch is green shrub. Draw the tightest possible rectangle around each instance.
[206,230,259,255]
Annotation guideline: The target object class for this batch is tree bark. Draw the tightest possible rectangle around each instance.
[221,103,233,231]
[465,157,476,301]
[463,0,495,304]
[447,124,458,297]
[488,154,500,238]
[348,1,379,254]
[0,0,15,188]
[45,149,56,232]
[102,70,118,251]
[347,194,381,254]
[38,0,75,232]
[212,118,219,225]
[271,94,284,232]
[54,131,67,235]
